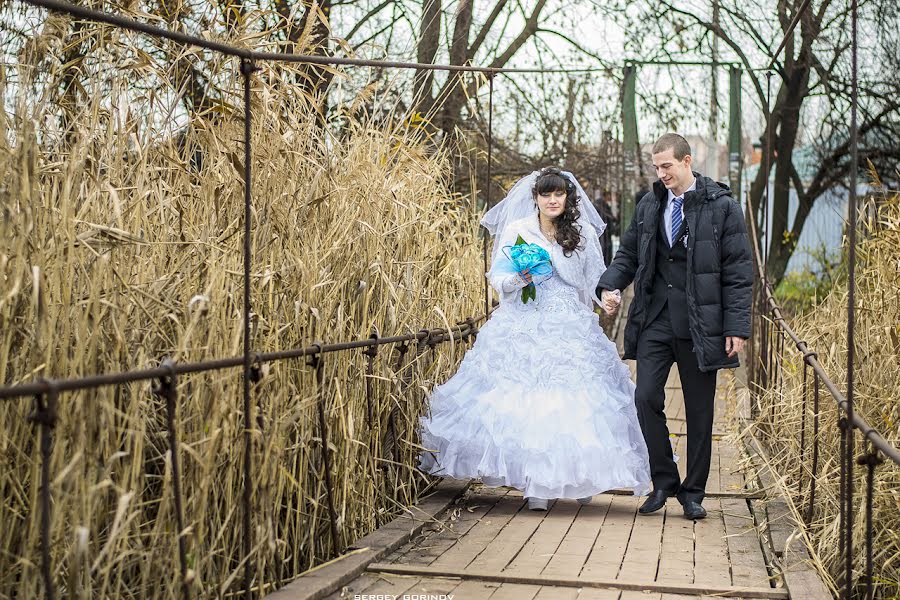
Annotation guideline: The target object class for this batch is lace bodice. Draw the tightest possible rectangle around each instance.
[500,274,588,317]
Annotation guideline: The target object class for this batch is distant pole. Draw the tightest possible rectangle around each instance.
[709,0,720,178]
[621,64,639,230]
[728,67,743,198]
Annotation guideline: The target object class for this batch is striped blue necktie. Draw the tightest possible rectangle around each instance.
[671,195,684,246]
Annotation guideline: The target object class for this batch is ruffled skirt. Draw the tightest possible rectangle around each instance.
[418,281,651,499]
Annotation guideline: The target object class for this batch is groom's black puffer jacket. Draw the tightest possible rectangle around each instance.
[597,175,752,372]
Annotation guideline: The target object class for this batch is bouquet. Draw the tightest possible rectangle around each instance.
[505,235,553,304]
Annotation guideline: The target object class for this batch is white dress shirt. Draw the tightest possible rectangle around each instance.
[664,177,696,247]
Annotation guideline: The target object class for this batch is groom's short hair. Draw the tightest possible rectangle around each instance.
[652,133,692,160]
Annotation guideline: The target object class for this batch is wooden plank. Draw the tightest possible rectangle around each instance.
[656,505,695,585]
[429,494,524,570]
[668,428,728,437]
[576,589,620,600]
[505,488,761,500]
[543,496,613,578]
[743,429,831,599]
[708,436,723,495]
[390,488,509,566]
[270,478,470,600]
[721,498,772,589]
[742,434,795,557]
[667,383,686,424]
[404,575,464,596]
[674,434,687,484]
[489,583,541,600]
[748,499,780,589]
[349,573,422,598]
[472,496,553,572]
[666,364,682,390]
[617,496,665,582]
[504,500,581,575]
[580,495,639,580]
[719,441,746,495]
[659,596,750,600]
[621,592,660,600]
[449,579,502,600]
[534,586,581,600]
[352,479,471,550]
[692,498,733,588]
[762,491,795,555]
[734,386,752,422]
[781,537,833,600]
[320,572,381,600]
[366,564,789,598]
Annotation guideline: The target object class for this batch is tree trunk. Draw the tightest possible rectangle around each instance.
[413,0,441,114]
[438,0,475,137]
[436,0,549,137]
[563,77,577,166]
[296,1,334,103]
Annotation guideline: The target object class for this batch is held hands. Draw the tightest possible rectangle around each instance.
[600,289,621,316]
[725,336,746,358]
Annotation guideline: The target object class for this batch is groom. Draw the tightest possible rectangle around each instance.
[597,133,752,520]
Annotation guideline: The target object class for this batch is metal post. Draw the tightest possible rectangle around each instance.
[154,360,190,600]
[806,372,821,524]
[362,331,380,525]
[798,357,808,501]
[29,383,59,600]
[309,346,341,554]
[465,316,478,345]
[621,64,639,230]
[838,417,848,592]
[857,449,882,600]
[363,330,379,428]
[728,67,742,197]
[239,57,259,600]
[763,71,773,273]
[483,74,495,316]
[845,0,860,592]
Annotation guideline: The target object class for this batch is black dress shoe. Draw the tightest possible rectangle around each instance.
[639,489,675,514]
[682,501,707,520]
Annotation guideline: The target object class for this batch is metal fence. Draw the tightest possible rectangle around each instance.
[0,1,507,597]
[748,0,900,596]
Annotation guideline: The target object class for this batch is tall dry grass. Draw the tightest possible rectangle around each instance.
[0,25,484,599]
[754,180,900,598]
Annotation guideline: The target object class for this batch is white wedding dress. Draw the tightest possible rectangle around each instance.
[418,213,651,500]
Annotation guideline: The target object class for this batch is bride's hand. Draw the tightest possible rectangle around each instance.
[600,289,621,315]
[519,268,533,284]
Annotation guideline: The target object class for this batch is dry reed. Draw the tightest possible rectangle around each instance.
[0,29,485,598]
[753,179,900,598]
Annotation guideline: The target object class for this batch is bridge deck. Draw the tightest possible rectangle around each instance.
[296,367,790,600]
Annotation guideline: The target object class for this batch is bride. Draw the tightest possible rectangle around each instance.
[418,167,651,510]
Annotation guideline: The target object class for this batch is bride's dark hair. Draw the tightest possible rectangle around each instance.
[533,167,583,256]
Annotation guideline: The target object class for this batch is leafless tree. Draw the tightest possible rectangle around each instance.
[609,0,899,283]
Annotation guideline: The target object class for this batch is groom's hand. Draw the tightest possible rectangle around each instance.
[600,289,621,316]
[725,336,746,358]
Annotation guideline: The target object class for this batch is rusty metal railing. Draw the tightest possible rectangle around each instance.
[0,0,513,597]
[3,316,488,599]
[749,0,898,595]
[747,193,899,600]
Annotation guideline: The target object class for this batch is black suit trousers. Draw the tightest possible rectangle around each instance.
[635,305,717,504]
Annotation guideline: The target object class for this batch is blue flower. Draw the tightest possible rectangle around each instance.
[509,243,552,276]
[504,236,553,303]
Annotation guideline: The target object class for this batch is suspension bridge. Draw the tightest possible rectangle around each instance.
[0,0,897,599]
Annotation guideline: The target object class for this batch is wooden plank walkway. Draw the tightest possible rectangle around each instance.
[271,362,813,600]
